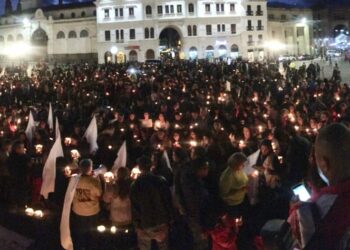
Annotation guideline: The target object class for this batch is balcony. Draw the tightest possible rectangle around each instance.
[116,39,124,43]
[256,25,264,31]
[247,41,254,46]
[247,26,254,31]
[257,40,263,45]
[246,10,253,16]
[256,11,263,16]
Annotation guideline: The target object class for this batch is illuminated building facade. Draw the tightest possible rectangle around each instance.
[0,0,97,63]
[0,0,271,63]
[96,0,268,63]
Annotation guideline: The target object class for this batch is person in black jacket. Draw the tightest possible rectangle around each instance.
[7,140,32,208]
[130,156,173,250]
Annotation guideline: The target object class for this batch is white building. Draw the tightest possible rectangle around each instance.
[0,0,270,63]
[267,7,313,58]
[0,0,98,63]
[95,0,268,63]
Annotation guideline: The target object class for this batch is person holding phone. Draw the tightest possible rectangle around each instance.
[288,123,350,250]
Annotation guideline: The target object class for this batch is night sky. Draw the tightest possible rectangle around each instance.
[0,0,349,15]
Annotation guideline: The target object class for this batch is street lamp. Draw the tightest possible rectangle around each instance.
[111,46,118,55]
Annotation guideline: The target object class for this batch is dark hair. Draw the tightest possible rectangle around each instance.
[79,158,92,174]
[173,147,188,162]
[137,156,152,172]
[114,167,130,200]
[12,140,24,152]
[192,157,209,172]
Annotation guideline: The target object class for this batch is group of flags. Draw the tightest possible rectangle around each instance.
[26,104,127,199]
[23,103,169,249]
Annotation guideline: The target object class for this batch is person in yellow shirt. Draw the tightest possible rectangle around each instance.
[219,152,248,217]
[71,159,102,250]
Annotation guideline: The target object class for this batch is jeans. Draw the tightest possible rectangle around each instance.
[71,212,99,250]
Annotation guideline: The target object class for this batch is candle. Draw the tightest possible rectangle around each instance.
[64,137,72,145]
[25,207,34,216]
[70,149,80,159]
[97,225,106,233]
[104,171,115,183]
[120,128,125,132]
[252,170,259,178]
[34,210,44,218]
[190,140,198,147]
[294,125,300,131]
[278,156,283,164]
[239,140,245,148]
[110,226,117,234]
[108,145,113,150]
[35,144,43,154]
[258,125,263,133]
[131,166,141,179]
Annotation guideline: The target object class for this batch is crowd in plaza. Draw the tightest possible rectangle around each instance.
[0,58,349,250]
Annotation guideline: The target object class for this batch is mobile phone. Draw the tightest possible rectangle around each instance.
[292,183,311,202]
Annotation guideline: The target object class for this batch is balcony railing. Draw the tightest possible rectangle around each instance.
[256,25,264,31]
[246,10,253,16]
[116,39,124,43]
[247,26,254,31]
[256,11,263,16]
[247,41,254,46]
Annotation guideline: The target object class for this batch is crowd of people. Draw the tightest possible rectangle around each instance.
[0,58,349,250]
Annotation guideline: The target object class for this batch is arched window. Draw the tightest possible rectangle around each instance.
[145,49,155,60]
[68,31,77,38]
[104,51,112,63]
[0,36,4,42]
[81,11,86,17]
[193,25,197,36]
[60,13,64,19]
[129,50,138,62]
[150,27,154,38]
[80,30,89,38]
[188,3,194,13]
[145,5,152,16]
[189,47,198,59]
[7,35,14,42]
[16,34,24,41]
[71,12,76,18]
[187,25,192,36]
[57,31,65,39]
[231,44,239,52]
[145,28,149,39]
[218,45,227,57]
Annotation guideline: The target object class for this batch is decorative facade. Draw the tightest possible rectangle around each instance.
[95,0,268,63]
[3,0,317,63]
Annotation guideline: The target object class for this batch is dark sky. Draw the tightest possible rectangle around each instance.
[0,0,349,15]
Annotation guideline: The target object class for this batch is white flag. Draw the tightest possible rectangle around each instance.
[25,111,35,143]
[83,115,98,154]
[55,117,61,140]
[40,133,64,199]
[60,174,81,250]
[112,141,127,173]
[48,103,53,130]
[162,150,172,172]
[244,149,260,175]
[226,81,231,92]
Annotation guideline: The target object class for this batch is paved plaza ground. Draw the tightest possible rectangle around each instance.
[283,57,350,84]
